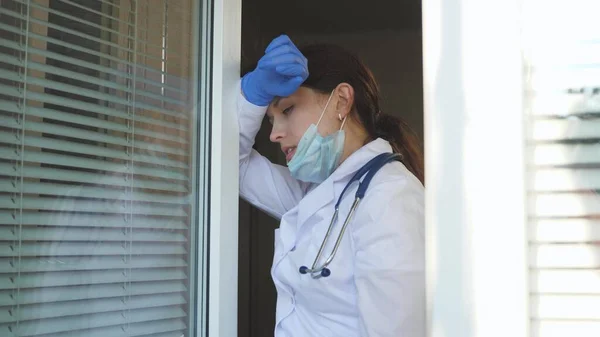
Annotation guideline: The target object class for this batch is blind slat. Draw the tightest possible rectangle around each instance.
[7,307,186,336]
[0,117,188,156]
[0,293,186,323]
[0,268,187,290]
[532,168,600,191]
[530,69,600,90]
[530,219,600,242]
[531,244,600,268]
[0,196,187,216]
[2,12,170,66]
[1,318,187,337]
[531,270,600,294]
[143,332,190,337]
[0,256,187,273]
[0,281,186,306]
[0,7,174,69]
[532,119,600,140]
[0,211,187,229]
[0,54,182,105]
[0,179,190,205]
[531,193,600,217]
[0,100,189,139]
[23,0,175,52]
[0,67,187,118]
[531,320,600,337]
[533,143,600,166]
[0,131,189,169]
[531,295,600,319]
[0,81,20,98]
[0,39,186,95]
[0,242,187,257]
[0,84,188,131]
[0,42,183,104]
[0,228,187,243]
[22,73,187,118]
[530,92,600,116]
[55,0,135,30]
[0,149,189,181]
[0,295,186,323]
[0,163,188,193]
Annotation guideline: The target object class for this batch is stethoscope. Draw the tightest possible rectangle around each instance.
[299,152,402,279]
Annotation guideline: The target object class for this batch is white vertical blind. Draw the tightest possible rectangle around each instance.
[0,0,202,336]
[523,1,600,336]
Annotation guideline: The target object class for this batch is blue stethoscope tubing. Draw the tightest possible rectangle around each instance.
[299,152,402,278]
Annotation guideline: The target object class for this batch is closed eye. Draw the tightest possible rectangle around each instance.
[283,105,294,115]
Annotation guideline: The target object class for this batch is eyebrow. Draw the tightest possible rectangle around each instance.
[266,97,283,119]
[272,96,283,109]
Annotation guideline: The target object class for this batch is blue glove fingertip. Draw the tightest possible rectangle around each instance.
[291,76,304,86]
[265,34,291,53]
[301,66,309,80]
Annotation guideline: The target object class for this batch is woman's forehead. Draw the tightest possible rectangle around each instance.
[266,88,315,117]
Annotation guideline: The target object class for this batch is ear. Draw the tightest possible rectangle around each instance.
[334,83,354,119]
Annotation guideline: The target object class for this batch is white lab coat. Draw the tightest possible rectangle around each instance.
[238,90,425,337]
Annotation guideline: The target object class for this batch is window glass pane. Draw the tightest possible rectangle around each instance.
[0,0,205,336]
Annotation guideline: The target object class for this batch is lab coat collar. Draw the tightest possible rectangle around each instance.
[295,138,393,231]
[329,138,394,183]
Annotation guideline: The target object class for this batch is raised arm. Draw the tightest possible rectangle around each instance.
[238,35,312,219]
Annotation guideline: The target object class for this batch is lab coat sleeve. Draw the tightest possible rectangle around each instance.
[237,89,310,219]
[351,181,425,337]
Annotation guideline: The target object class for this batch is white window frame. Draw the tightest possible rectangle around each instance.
[206,0,241,337]
[423,0,529,336]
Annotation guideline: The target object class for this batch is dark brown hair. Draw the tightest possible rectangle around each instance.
[299,44,424,184]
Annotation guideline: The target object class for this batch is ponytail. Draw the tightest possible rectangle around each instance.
[374,113,424,185]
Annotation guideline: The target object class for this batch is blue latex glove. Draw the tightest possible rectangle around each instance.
[241,35,309,106]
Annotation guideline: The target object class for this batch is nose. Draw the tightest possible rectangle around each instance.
[269,120,286,143]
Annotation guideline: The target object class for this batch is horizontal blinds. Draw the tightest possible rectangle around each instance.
[0,0,198,336]
[524,1,600,337]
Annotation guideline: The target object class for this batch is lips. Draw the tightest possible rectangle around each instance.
[283,147,297,162]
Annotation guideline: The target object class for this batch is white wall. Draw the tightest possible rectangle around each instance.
[422,0,529,336]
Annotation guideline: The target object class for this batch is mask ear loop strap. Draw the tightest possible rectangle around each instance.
[316,90,336,126]
[339,115,347,130]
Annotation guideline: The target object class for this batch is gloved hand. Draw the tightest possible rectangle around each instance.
[241,35,309,106]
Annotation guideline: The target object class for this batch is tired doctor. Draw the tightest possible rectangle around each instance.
[238,35,425,337]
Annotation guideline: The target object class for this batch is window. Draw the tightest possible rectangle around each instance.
[422,0,598,336]
[0,0,208,336]
[523,1,600,336]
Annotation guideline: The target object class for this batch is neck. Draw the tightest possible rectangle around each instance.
[339,119,369,165]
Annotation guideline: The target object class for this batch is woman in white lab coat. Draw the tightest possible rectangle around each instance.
[238,35,424,337]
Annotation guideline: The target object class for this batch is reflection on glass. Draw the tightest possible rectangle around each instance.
[0,0,200,336]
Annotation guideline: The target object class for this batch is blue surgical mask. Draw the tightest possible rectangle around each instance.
[288,91,347,183]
